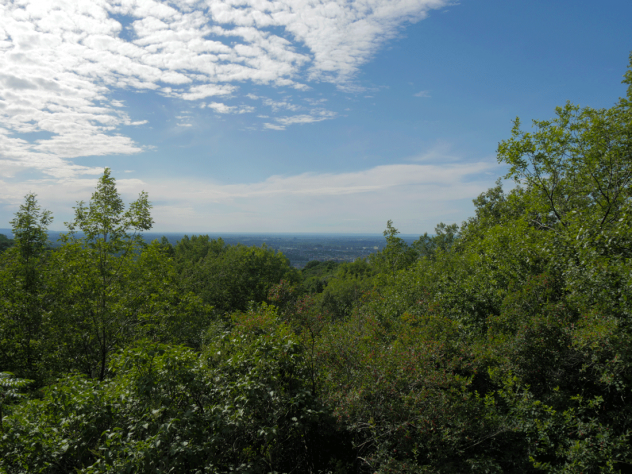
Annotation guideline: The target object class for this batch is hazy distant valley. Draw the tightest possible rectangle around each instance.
[0,229,419,268]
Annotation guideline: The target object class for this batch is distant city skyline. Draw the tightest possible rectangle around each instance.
[1,0,631,233]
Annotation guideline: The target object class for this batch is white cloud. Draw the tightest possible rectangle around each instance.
[305,97,327,105]
[409,141,462,163]
[174,84,237,101]
[204,0,451,83]
[206,102,236,114]
[274,109,337,126]
[0,159,500,233]
[262,98,301,112]
[276,114,326,125]
[138,160,501,232]
[202,102,255,114]
[0,0,450,178]
[263,122,286,130]
[194,162,492,199]
[263,109,336,129]
[414,90,431,97]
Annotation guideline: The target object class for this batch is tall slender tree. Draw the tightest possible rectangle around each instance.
[51,168,153,380]
[0,194,52,381]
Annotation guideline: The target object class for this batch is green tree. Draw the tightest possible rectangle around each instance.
[0,194,53,381]
[485,56,632,470]
[132,241,213,350]
[179,241,299,314]
[0,372,31,434]
[300,260,341,294]
[65,167,153,249]
[49,168,154,380]
[413,222,460,259]
[173,234,225,269]
[318,259,375,320]
[498,54,632,235]
[156,235,175,257]
[0,335,347,473]
[370,220,416,277]
[0,234,14,253]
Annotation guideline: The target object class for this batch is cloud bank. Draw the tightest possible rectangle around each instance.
[0,160,500,234]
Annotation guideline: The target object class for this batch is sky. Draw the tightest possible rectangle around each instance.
[1,0,631,234]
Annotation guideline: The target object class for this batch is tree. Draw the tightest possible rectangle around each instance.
[0,194,53,381]
[494,53,632,314]
[179,241,299,314]
[0,234,14,254]
[317,259,375,320]
[413,222,460,259]
[65,167,153,249]
[173,234,225,269]
[497,55,632,234]
[50,168,154,380]
[0,335,347,473]
[370,220,416,277]
[0,372,31,434]
[300,260,341,294]
[10,194,53,262]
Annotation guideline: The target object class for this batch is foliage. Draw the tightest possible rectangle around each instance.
[413,222,460,259]
[132,242,213,350]
[0,194,53,382]
[0,372,32,434]
[178,239,299,314]
[0,335,349,473]
[317,310,530,472]
[301,259,341,294]
[9,194,53,262]
[46,169,154,381]
[65,167,153,249]
[0,234,14,254]
[318,259,375,320]
[370,220,417,278]
[173,234,225,269]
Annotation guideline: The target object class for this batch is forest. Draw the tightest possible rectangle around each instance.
[1,55,631,473]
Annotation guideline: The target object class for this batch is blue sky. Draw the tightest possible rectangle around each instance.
[1,0,631,234]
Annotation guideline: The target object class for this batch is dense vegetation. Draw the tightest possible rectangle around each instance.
[0,235,14,254]
[1,56,632,473]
